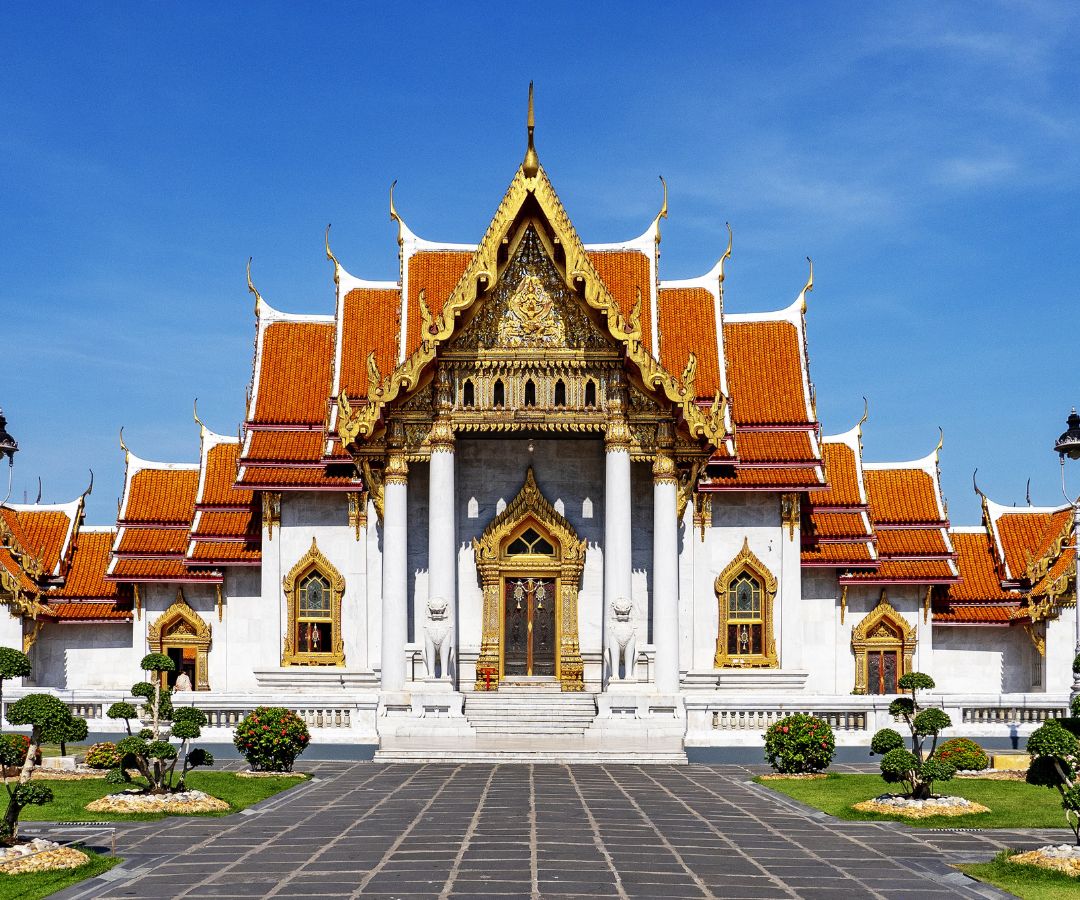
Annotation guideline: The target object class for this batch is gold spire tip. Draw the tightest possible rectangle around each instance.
[193,398,205,430]
[523,81,539,178]
[935,426,944,455]
[119,427,129,455]
[858,396,869,429]
[246,257,262,310]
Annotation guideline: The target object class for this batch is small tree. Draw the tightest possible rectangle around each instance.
[42,714,89,756]
[868,672,955,800]
[1,694,85,845]
[763,713,835,774]
[105,655,212,794]
[1026,719,1080,845]
[0,647,32,733]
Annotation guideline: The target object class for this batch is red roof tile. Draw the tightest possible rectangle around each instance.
[252,321,335,426]
[339,287,400,396]
[865,468,942,525]
[723,321,810,426]
[587,251,653,355]
[123,469,198,526]
[657,287,718,399]
[404,251,472,357]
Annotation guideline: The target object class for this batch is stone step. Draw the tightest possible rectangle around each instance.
[471,725,590,734]
[373,748,688,764]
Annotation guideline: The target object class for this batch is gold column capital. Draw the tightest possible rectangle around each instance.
[385,452,409,485]
[605,416,632,452]
[652,453,678,485]
[429,417,456,453]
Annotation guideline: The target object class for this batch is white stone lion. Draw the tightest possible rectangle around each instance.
[605,596,637,681]
[423,597,453,679]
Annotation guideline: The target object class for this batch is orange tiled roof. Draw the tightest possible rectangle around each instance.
[245,431,326,464]
[187,541,261,564]
[404,251,472,357]
[0,508,30,549]
[237,465,358,488]
[865,468,942,525]
[735,431,817,464]
[657,287,718,398]
[587,251,653,355]
[192,511,259,538]
[339,287,400,396]
[933,603,1017,624]
[1031,547,1075,599]
[109,557,217,581]
[122,469,199,525]
[48,601,131,622]
[993,509,1056,581]
[115,528,189,556]
[843,559,958,583]
[200,443,252,508]
[947,531,1014,602]
[8,509,74,575]
[804,512,871,540]
[876,528,950,558]
[723,321,810,426]
[48,531,119,600]
[812,443,864,509]
[252,321,335,426]
[706,466,823,489]
[801,541,876,564]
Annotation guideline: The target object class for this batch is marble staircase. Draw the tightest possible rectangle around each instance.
[464,682,598,737]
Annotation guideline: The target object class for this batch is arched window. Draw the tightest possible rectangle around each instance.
[506,526,555,557]
[554,380,566,407]
[524,379,536,407]
[463,379,475,407]
[714,539,777,668]
[584,380,597,407]
[493,379,505,408]
[283,538,345,666]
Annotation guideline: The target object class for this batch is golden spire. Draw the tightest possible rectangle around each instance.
[934,426,944,458]
[858,396,869,430]
[523,81,539,178]
[246,257,262,314]
[119,427,129,456]
[718,223,733,285]
[797,256,813,314]
[193,398,206,431]
[82,469,94,499]
[325,224,340,286]
[389,180,405,247]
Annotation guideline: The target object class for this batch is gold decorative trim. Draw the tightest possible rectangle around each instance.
[22,619,44,655]
[472,468,585,691]
[840,584,848,624]
[347,491,367,541]
[336,161,728,450]
[652,452,678,485]
[694,492,712,542]
[262,492,281,541]
[148,589,212,690]
[1023,622,1046,657]
[360,459,384,522]
[384,452,409,486]
[216,583,223,622]
[780,493,799,541]
[428,418,456,452]
[851,590,916,694]
[281,538,345,667]
[713,538,778,668]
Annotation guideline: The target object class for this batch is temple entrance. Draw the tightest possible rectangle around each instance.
[867,649,899,695]
[474,468,586,691]
[503,576,557,676]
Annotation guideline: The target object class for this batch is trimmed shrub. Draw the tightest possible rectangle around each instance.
[84,742,121,770]
[936,738,990,772]
[1027,719,1080,844]
[0,734,30,767]
[763,713,835,774]
[233,707,311,772]
[869,728,905,756]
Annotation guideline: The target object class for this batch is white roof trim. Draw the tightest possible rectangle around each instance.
[255,295,334,325]
[5,497,84,575]
[951,525,988,534]
[583,218,658,253]
[331,264,399,398]
[79,524,115,534]
[398,216,476,254]
[724,294,804,325]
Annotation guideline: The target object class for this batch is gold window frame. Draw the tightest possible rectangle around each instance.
[851,591,916,694]
[714,538,778,668]
[282,538,345,667]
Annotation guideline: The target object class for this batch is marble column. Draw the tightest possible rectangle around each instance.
[427,420,456,680]
[652,453,680,693]
[604,401,633,683]
[381,452,409,692]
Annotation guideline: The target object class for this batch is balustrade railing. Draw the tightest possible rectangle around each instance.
[961,705,1068,725]
[708,709,868,732]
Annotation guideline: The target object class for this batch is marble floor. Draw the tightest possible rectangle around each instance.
[40,761,1060,899]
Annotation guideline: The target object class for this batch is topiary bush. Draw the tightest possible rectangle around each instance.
[1027,719,1080,844]
[936,738,990,772]
[0,648,32,734]
[868,671,955,800]
[84,742,121,770]
[0,734,30,769]
[762,713,835,774]
[233,707,311,772]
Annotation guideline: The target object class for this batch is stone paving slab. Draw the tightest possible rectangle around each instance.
[36,761,1057,899]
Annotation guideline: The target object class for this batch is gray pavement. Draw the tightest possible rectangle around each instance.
[39,761,1061,899]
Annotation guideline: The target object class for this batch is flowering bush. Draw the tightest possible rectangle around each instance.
[84,742,122,770]
[233,707,310,772]
[763,713,835,774]
[935,737,989,772]
[0,734,30,767]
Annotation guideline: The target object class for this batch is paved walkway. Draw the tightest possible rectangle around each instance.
[41,762,1062,899]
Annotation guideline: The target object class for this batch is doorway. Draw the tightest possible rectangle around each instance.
[503,576,557,676]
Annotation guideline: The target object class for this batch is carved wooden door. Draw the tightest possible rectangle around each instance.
[867,650,899,694]
[504,577,556,676]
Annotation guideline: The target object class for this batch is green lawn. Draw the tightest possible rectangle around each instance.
[0,848,119,900]
[17,770,307,823]
[958,851,1080,899]
[756,774,1067,829]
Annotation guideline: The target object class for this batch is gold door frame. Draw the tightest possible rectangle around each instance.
[473,468,585,691]
[147,589,211,691]
[851,591,916,694]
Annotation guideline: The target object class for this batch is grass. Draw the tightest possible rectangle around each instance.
[958,851,1080,899]
[756,773,1067,829]
[0,848,119,900]
[37,744,90,760]
[15,770,307,823]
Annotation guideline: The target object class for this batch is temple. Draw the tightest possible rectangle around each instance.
[1,96,1075,761]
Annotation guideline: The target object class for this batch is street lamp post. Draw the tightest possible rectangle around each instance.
[1053,408,1080,703]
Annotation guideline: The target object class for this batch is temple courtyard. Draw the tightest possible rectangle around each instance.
[30,761,1065,899]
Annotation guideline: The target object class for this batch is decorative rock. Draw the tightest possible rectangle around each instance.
[1010,844,1080,878]
[0,838,89,874]
[852,794,991,818]
[39,756,78,771]
[758,773,828,781]
[236,770,306,779]
[86,789,229,814]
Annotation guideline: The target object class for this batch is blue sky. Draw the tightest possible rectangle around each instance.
[1,1,1078,523]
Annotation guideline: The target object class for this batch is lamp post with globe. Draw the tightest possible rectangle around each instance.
[1053,408,1080,703]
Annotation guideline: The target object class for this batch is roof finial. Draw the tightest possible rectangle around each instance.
[1026,477,1032,506]
[718,223,733,285]
[972,467,987,499]
[35,476,41,504]
[389,180,404,246]
[523,81,539,178]
[119,427,129,456]
[797,256,813,314]
[193,398,205,431]
[246,257,262,314]
[858,396,869,430]
[83,468,94,499]
[934,426,944,457]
